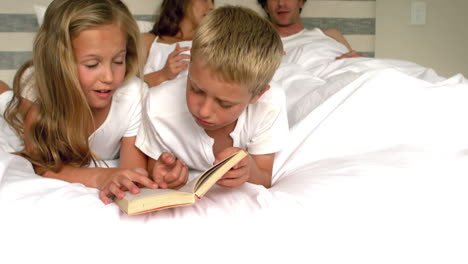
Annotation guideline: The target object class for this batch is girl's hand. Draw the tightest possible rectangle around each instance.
[214,147,250,188]
[161,43,191,81]
[98,167,157,204]
[151,152,189,190]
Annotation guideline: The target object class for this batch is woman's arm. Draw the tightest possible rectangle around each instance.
[142,32,190,88]
[141,33,156,66]
[0,80,10,93]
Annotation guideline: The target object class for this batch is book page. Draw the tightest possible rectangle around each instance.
[179,152,238,194]
[194,150,247,198]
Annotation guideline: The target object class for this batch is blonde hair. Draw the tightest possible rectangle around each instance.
[4,0,142,173]
[191,5,283,96]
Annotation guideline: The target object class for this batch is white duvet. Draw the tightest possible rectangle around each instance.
[1,54,467,263]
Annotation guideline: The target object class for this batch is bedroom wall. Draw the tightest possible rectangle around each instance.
[0,0,375,86]
[375,0,468,78]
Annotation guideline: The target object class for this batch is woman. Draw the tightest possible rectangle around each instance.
[142,0,214,87]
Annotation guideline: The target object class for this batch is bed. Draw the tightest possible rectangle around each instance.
[2,50,468,263]
[2,1,468,264]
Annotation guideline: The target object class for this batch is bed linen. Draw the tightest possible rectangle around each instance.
[1,51,468,263]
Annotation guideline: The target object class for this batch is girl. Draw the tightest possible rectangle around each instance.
[1,0,156,204]
[142,0,214,87]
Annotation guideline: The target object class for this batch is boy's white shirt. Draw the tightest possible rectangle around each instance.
[136,76,289,173]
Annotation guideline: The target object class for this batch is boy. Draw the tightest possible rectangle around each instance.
[136,6,288,190]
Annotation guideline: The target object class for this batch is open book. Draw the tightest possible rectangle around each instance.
[115,150,248,215]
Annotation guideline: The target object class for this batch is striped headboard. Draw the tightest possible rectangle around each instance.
[0,0,375,86]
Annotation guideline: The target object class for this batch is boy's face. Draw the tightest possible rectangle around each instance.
[186,59,263,133]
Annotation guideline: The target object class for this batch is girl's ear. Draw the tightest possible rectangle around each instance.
[249,85,270,104]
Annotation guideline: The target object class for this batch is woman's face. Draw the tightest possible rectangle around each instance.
[186,0,214,27]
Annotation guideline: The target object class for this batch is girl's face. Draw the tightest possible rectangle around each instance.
[187,0,214,27]
[72,23,127,113]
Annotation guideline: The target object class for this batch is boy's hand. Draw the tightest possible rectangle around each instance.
[214,147,250,188]
[152,152,189,190]
[98,167,157,204]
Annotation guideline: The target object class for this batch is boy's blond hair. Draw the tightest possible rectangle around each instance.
[191,5,283,96]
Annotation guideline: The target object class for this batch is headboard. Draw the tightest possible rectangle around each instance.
[0,0,375,86]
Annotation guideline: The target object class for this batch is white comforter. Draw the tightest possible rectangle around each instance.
[1,56,467,264]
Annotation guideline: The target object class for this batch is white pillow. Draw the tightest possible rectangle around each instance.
[33,4,153,33]
[33,4,47,26]
[136,20,153,33]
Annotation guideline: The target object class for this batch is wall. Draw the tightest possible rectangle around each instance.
[0,0,375,86]
[375,0,468,78]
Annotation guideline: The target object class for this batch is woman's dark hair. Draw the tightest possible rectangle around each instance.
[150,0,190,37]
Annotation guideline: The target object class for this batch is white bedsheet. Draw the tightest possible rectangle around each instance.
[1,56,468,263]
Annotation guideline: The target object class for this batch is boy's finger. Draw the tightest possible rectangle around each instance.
[164,160,183,184]
[216,178,242,188]
[161,152,176,166]
[170,163,189,189]
[153,171,168,189]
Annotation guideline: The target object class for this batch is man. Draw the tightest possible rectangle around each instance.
[257,0,361,59]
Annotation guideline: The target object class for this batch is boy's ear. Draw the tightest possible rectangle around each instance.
[249,85,270,104]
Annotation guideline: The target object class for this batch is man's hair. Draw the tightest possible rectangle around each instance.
[191,5,283,96]
[257,0,307,13]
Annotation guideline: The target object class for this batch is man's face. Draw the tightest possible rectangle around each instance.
[263,0,304,27]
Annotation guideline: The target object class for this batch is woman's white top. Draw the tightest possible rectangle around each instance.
[143,35,192,82]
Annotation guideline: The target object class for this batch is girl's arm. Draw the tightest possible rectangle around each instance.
[24,106,156,204]
[119,136,147,169]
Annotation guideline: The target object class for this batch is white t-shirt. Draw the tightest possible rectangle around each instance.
[281,28,349,68]
[136,77,289,173]
[18,71,146,160]
[143,36,191,82]
[89,77,147,160]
